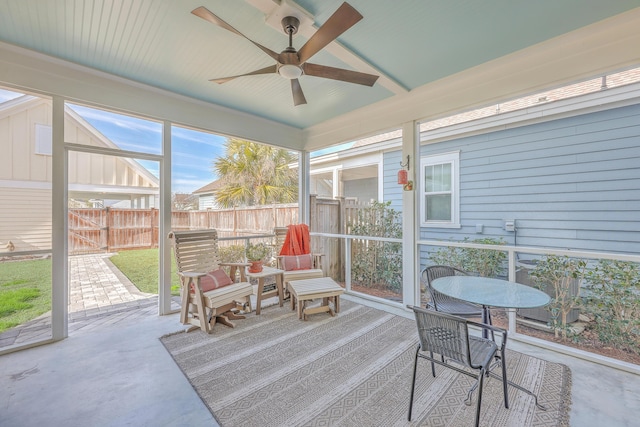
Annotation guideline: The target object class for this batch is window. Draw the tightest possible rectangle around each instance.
[420,151,459,228]
[35,123,52,155]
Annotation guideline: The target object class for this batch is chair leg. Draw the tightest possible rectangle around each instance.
[408,344,420,421]
[474,368,486,427]
[429,351,437,377]
[500,349,509,409]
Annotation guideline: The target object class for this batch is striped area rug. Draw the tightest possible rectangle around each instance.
[160,300,571,426]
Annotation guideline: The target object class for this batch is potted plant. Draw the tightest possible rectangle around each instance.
[246,242,271,273]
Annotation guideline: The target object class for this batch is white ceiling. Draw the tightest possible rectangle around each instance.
[1,0,639,148]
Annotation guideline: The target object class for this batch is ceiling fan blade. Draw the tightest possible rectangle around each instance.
[291,79,307,106]
[297,2,363,64]
[192,6,279,62]
[302,63,378,86]
[209,65,278,84]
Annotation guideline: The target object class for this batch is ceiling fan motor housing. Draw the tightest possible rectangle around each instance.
[281,16,300,35]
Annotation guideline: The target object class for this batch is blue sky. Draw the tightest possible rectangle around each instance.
[67,103,228,193]
[0,88,227,193]
[1,88,351,194]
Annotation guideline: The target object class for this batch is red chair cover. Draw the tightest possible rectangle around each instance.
[279,224,311,256]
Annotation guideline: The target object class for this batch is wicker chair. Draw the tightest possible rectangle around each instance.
[421,265,486,319]
[169,229,253,333]
[407,306,509,427]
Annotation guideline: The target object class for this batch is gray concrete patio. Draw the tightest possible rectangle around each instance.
[1,254,639,426]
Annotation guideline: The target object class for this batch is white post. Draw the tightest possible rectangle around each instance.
[51,95,68,340]
[402,121,418,308]
[158,121,173,315]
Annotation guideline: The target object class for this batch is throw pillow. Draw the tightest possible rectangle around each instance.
[281,254,313,271]
[191,268,233,293]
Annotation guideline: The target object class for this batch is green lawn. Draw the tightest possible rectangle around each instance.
[0,250,180,334]
[0,258,52,333]
[109,249,181,295]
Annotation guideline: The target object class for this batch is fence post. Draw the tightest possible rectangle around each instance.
[309,194,317,230]
[151,208,158,248]
[105,206,110,252]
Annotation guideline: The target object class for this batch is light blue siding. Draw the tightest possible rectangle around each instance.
[383,151,403,211]
[384,102,640,254]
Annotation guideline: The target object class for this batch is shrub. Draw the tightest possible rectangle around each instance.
[585,259,640,353]
[218,245,247,263]
[429,237,507,278]
[349,201,403,292]
[530,255,586,340]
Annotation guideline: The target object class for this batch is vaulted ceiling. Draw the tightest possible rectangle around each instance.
[1,0,639,149]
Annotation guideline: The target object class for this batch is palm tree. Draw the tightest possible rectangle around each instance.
[212,138,298,207]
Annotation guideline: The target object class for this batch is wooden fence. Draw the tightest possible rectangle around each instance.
[68,196,372,279]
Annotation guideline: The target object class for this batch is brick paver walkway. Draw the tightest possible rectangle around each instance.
[68,253,152,318]
[1,253,179,349]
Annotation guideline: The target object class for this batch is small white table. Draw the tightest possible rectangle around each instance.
[288,277,344,320]
[245,266,284,315]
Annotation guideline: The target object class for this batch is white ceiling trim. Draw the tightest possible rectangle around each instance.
[0,41,304,150]
[303,7,640,150]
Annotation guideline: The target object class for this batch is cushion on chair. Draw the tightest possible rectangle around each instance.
[281,254,313,271]
[191,269,233,293]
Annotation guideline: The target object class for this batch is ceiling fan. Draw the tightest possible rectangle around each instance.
[191,2,379,106]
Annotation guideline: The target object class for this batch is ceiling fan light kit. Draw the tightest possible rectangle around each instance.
[192,2,379,106]
[278,64,303,80]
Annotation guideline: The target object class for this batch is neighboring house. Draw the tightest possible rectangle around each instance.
[193,179,222,210]
[309,68,640,255]
[309,130,400,203]
[0,95,159,253]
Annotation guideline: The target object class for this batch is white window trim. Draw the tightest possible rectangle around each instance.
[419,150,460,228]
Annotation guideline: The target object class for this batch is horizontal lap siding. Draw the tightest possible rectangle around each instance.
[0,187,52,252]
[419,103,640,254]
[383,151,403,211]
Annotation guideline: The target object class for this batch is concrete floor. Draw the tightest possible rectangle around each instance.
[3,252,638,426]
[2,299,640,426]
[0,308,218,427]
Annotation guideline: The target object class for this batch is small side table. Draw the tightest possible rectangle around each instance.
[246,266,284,315]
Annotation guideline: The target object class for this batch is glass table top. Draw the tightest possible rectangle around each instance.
[431,276,551,309]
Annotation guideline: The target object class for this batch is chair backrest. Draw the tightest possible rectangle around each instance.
[410,306,473,368]
[169,229,222,274]
[274,227,288,254]
[278,224,311,256]
[423,265,468,286]
[422,265,469,309]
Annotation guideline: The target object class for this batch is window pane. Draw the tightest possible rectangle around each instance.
[65,104,162,155]
[0,88,53,350]
[440,164,452,191]
[426,194,451,221]
[424,163,452,192]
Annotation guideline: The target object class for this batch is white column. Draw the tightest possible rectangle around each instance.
[402,121,418,308]
[158,121,173,315]
[51,95,68,340]
[299,151,311,224]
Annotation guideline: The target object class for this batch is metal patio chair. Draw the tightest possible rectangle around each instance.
[408,306,509,427]
[422,265,486,319]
